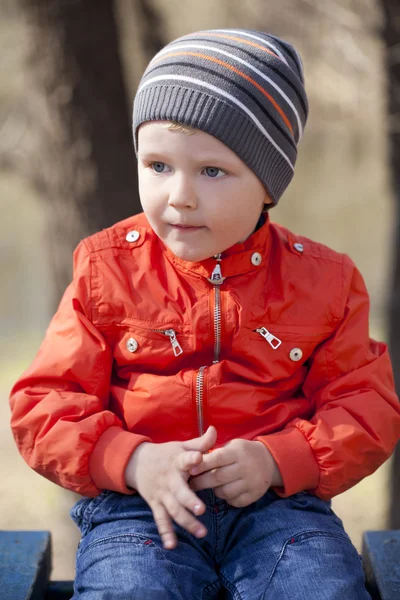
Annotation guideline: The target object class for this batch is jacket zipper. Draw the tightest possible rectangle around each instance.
[209,255,225,364]
[213,286,222,363]
[255,327,282,349]
[150,328,183,356]
[194,256,226,436]
[196,366,206,436]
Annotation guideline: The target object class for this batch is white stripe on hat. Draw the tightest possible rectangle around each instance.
[137,74,295,171]
[209,29,290,66]
[154,42,303,140]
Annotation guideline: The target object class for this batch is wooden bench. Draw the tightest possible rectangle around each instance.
[1,529,400,599]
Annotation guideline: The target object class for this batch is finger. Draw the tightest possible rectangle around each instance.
[182,426,217,454]
[213,478,245,500]
[226,492,254,508]
[152,503,177,550]
[189,463,240,491]
[174,481,206,517]
[178,450,203,472]
[189,446,236,476]
[163,491,207,540]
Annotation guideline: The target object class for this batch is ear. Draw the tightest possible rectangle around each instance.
[263,194,274,212]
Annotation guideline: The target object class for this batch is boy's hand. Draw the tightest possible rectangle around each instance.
[124,426,217,550]
[188,439,283,507]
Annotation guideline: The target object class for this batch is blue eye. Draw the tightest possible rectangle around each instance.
[151,162,166,173]
[205,167,223,178]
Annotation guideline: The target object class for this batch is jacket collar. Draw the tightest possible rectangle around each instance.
[162,213,272,281]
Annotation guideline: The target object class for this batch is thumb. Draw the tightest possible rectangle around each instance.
[182,426,217,454]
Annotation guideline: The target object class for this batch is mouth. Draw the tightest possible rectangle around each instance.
[169,224,205,231]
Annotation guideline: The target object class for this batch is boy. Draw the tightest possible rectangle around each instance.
[9,28,400,599]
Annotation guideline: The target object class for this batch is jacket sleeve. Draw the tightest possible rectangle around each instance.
[9,241,151,497]
[256,256,400,500]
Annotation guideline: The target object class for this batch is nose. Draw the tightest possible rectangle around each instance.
[168,172,198,209]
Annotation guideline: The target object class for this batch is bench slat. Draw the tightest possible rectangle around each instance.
[0,531,51,599]
[363,530,400,600]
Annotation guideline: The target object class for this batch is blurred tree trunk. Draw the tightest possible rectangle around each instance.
[381,0,400,528]
[135,0,167,58]
[18,0,140,306]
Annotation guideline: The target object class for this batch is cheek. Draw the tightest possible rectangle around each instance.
[214,204,258,234]
[139,181,164,215]
[206,180,264,227]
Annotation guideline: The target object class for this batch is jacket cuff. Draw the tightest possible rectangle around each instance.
[89,426,151,494]
[255,427,320,496]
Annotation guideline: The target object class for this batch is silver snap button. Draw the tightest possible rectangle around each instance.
[251,252,262,266]
[126,230,140,243]
[289,348,303,362]
[293,243,304,253]
[126,337,138,353]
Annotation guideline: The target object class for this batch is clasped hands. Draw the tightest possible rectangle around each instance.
[188,429,282,501]
[125,426,282,550]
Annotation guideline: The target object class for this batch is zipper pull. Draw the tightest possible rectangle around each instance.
[163,329,183,356]
[208,262,225,285]
[256,327,282,349]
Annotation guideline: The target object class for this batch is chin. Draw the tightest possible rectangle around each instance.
[168,244,212,263]
[173,250,210,263]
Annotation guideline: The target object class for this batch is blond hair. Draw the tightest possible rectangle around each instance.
[164,122,197,136]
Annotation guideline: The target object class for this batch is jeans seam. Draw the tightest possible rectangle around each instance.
[262,529,356,599]
[78,532,157,557]
[215,507,228,562]
[220,572,242,600]
[202,579,222,600]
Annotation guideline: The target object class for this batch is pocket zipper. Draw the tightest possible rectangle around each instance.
[255,327,282,349]
[151,328,183,356]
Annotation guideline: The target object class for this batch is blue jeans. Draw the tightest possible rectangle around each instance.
[70,489,371,599]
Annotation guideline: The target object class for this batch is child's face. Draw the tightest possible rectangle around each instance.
[137,122,271,262]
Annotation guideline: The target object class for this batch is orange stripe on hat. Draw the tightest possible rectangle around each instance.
[153,51,294,137]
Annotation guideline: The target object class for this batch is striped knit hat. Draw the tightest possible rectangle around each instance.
[133,29,308,204]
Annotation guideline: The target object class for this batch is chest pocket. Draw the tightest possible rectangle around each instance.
[112,324,193,376]
[237,324,332,382]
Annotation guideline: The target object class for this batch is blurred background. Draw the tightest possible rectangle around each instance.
[1,0,399,581]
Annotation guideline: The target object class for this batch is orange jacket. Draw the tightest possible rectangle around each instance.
[9,213,400,500]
